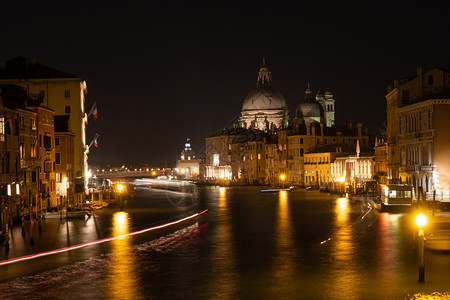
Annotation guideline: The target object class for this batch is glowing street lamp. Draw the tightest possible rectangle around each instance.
[280,174,286,188]
[117,183,124,211]
[415,212,427,282]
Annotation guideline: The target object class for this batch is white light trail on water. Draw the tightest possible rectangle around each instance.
[0,209,208,266]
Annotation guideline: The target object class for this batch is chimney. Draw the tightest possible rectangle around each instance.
[417,66,422,77]
[357,123,362,136]
[365,127,368,135]
[311,124,316,136]
[394,80,399,88]
[348,121,352,130]
[306,122,311,136]
[320,123,324,136]
[417,66,423,99]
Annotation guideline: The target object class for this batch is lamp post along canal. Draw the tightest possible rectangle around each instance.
[415,212,427,282]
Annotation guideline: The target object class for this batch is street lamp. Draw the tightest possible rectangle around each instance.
[280,174,286,188]
[117,183,124,211]
[415,212,427,282]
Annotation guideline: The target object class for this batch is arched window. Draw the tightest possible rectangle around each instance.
[300,148,304,156]
[300,138,303,144]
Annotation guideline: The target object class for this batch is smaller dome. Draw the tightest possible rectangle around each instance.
[295,83,324,123]
[297,102,323,119]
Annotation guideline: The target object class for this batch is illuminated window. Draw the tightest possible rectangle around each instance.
[213,154,219,166]
[0,117,4,134]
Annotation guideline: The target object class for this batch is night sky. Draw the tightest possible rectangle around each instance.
[1,1,449,166]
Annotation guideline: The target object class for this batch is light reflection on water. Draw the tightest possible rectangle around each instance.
[208,187,237,298]
[270,190,298,297]
[326,197,359,299]
[105,212,143,299]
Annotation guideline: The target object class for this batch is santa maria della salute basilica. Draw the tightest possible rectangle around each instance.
[240,59,335,132]
[205,60,374,189]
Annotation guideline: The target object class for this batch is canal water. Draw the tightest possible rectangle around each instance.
[1,185,450,299]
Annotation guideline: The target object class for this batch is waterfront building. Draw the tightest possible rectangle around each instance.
[285,121,371,186]
[29,106,56,208]
[0,57,89,196]
[54,115,75,206]
[386,66,450,199]
[0,85,39,226]
[373,137,388,184]
[175,138,201,180]
[205,127,251,181]
[330,141,374,193]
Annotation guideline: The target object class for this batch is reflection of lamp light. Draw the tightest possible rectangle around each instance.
[117,183,124,193]
[415,212,427,282]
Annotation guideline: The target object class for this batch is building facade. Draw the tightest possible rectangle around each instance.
[0,57,89,195]
[175,138,201,180]
[386,66,450,199]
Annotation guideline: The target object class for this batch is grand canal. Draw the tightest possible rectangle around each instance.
[1,184,450,299]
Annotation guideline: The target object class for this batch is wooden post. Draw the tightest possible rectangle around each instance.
[29,205,34,246]
[21,195,25,236]
[4,206,9,251]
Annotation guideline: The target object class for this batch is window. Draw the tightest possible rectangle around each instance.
[19,116,25,128]
[213,154,219,166]
[65,89,70,98]
[31,143,36,158]
[65,106,71,114]
[428,75,434,85]
[55,153,61,164]
[0,117,4,139]
[55,137,60,146]
[30,118,36,130]
[39,90,45,98]
[300,138,303,144]
[43,135,52,150]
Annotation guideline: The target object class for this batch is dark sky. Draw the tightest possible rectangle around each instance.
[1,1,449,166]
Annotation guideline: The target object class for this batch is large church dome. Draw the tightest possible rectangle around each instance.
[296,83,323,123]
[240,60,289,131]
[242,86,288,111]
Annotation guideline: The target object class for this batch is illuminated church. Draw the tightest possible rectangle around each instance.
[240,60,335,131]
[239,59,289,131]
[204,60,372,186]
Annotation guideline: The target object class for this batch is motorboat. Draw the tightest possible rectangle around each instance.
[261,186,294,193]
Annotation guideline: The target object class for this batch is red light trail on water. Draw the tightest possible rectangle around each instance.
[0,209,208,266]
